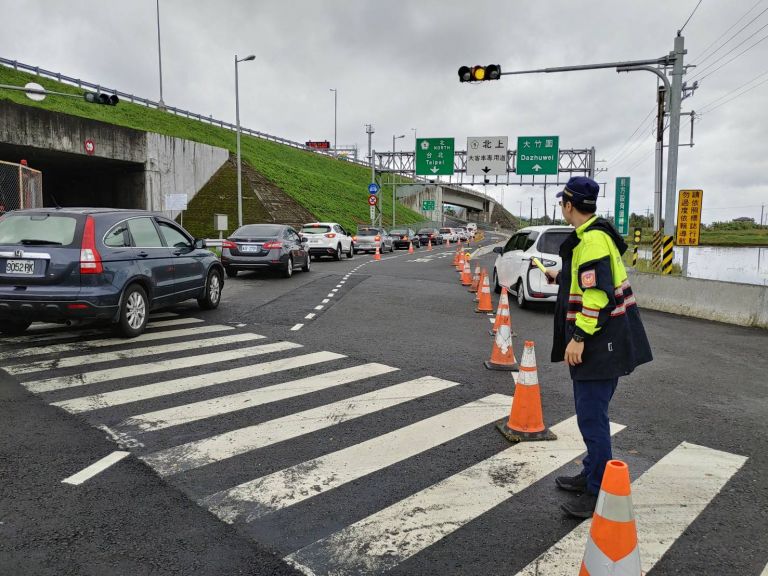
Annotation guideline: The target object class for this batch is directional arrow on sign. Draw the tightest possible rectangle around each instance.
[430,167,439,174]
[482,166,491,174]
[531,164,542,172]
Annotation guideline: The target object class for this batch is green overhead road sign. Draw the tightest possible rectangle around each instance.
[615,177,630,236]
[422,200,436,211]
[516,136,559,175]
[415,138,455,176]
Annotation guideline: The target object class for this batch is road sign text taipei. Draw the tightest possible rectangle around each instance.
[416,138,455,176]
[516,136,559,175]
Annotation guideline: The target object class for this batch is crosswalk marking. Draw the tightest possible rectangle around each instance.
[6,332,264,375]
[25,341,303,394]
[286,417,624,576]
[761,561,768,576]
[0,317,203,346]
[515,441,747,576]
[142,376,461,477]
[120,363,398,432]
[53,351,346,414]
[0,324,234,363]
[202,393,512,524]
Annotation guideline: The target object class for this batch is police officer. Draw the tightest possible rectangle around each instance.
[545,176,653,518]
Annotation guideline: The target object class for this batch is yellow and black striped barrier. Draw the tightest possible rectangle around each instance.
[662,235,674,275]
[652,231,663,270]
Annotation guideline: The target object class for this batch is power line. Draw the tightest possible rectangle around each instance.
[696,31,768,82]
[694,1,768,65]
[699,74,768,114]
[610,123,656,170]
[679,0,704,34]
[691,19,768,80]
[697,67,768,112]
[606,107,656,164]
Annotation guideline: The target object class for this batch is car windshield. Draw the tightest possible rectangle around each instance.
[538,230,572,254]
[439,228,452,233]
[300,225,331,234]
[232,224,282,238]
[357,228,381,236]
[390,229,408,235]
[0,214,78,246]
[417,229,435,234]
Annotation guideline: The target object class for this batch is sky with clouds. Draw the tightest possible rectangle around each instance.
[1,0,766,223]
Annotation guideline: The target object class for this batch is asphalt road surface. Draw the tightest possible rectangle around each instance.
[1,235,767,576]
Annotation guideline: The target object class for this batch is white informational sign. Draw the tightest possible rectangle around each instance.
[466,136,508,176]
[165,193,188,211]
[214,214,228,232]
[369,205,376,221]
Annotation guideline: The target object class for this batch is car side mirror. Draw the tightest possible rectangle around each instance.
[194,238,206,249]
[493,247,503,254]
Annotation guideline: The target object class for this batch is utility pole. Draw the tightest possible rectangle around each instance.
[664,35,685,239]
[329,89,338,155]
[529,197,533,224]
[365,124,374,163]
[392,134,405,228]
[761,204,765,226]
[155,0,165,108]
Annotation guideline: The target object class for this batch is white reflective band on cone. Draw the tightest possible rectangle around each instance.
[582,537,641,576]
[495,324,512,354]
[595,490,635,523]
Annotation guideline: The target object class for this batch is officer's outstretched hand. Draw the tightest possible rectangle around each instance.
[544,270,558,285]
[565,339,584,366]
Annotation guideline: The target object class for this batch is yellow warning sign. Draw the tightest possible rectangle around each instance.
[676,189,703,246]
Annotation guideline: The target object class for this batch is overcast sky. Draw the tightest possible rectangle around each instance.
[1,0,766,223]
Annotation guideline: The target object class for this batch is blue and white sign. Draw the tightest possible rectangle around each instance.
[368,183,380,195]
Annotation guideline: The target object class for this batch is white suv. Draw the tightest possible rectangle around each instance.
[439,227,458,243]
[300,222,354,260]
[492,225,573,308]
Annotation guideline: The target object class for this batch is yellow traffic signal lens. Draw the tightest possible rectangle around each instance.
[471,66,486,81]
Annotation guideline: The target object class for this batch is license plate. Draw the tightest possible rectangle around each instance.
[309,239,320,243]
[5,259,35,275]
[240,245,261,253]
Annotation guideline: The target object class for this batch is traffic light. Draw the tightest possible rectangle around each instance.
[83,92,119,106]
[458,64,502,82]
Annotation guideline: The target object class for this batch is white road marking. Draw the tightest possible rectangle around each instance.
[333,287,340,291]
[53,351,344,413]
[326,293,335,298]
[0,317,203,345]
[761,561,768,576]
[314,305,324,310]
[142,376,461,476]
[291,324,304,331]
[305,313,316,320]
[286,417,624,576]
[321,299,330,304]
[6,332,263,375]
[26,341,302,394]
[203,394,512,523]
[515,442,747,576]
[61,451,130,485]
[121,363,398,432]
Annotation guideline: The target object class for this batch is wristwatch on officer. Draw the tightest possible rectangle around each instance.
[572,333,585,343]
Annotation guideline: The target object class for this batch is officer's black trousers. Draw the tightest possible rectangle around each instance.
[573,377,619,495]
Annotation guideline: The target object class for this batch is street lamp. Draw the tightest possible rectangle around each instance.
[330,89,337,154]
[392,134,405,228]
[235,54,255,229]
[410,127,417,147]
[155,0,165,108]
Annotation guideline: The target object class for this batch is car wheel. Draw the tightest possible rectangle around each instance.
[225,266,238,278]
[334,245,342,261]
[283,256,294,278]
[347,243,354,259]
[117,284,149,338]
[311,255,318,261]
[493,269,502,294]
[198,269,223,310]
[302,254,311,272]
[515,279,528,309]
[389,243,394,253]
[0,319,32,336]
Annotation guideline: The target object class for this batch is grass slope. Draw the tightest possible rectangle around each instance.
[627,227,768,247]
[0,66,424,232]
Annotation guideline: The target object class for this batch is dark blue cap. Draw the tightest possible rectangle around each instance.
[556,176,600,208]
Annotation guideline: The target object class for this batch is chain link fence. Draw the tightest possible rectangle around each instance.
[0,161,43,215]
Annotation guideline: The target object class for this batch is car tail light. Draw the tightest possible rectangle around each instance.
[67,303,90,310]
[80,216,103,274]
[403,235,408,240]
[263,241,283,250]
[325,233,337,238]
[374,235,381,241]
[352,235,358,242]
[221,239,237,250]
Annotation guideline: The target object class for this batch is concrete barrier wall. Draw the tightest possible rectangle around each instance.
[628,270,768,329]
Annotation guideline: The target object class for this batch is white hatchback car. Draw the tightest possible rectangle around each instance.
[492,225,573,308]
[300,222,355,260]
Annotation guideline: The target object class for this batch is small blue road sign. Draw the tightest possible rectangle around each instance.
[368,183,380,195]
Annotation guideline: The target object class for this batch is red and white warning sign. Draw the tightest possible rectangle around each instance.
[84,139,96,155]
[368,194,378,206]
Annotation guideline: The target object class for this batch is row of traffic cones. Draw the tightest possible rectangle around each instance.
[452,241,641,575]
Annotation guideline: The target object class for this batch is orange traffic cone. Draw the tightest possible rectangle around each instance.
[427,238,433,251]
[496,341,557,441]
[484,318,517,371]
[468,265,481,293]
[579,460,641,576]
[373,245,381,261]
[475,272,494,313]
[474,269,486,302]
[455,250,465,271]
[460,261,472,286]
[446,237,451,247]
[452,247,461,267]
[408,242,414,254]
[490,287,511,335]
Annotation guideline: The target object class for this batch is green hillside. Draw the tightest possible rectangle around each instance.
[0,65,424,232]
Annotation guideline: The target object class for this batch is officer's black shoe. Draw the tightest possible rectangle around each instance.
[560,492,598,519]
[555,472,587,493]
